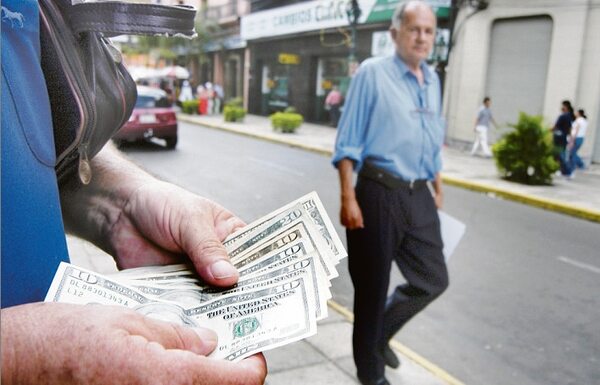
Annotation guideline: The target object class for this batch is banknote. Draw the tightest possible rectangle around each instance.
[45,262,318,362]
[184,276,316,361]
[229,214,338,280]
[46,193,344,362]
[124,254,328,319]
[223,191,346,262]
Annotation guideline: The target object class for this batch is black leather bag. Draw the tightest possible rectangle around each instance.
[38,0,196,184]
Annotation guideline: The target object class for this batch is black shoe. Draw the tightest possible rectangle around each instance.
[382,343,400,369]
[358,376,390,385]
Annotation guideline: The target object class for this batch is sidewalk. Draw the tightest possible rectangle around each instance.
[179,113,600,222]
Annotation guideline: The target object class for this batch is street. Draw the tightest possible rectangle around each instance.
[119,122,600,385]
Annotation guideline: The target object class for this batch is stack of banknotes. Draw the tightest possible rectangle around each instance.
[45,191,347,362]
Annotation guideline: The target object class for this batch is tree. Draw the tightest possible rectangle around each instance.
[492,112,559,185]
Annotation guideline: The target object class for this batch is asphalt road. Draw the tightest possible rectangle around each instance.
[120,122,600,385]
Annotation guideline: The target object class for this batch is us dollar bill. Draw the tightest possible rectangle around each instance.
[45,262,318,362]
[126,254,328,320]
[229,214,338,280]
[223,192,346,262]
[184,276,316,361]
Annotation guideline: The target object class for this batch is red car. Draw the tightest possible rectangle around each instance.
[113,86,178,149]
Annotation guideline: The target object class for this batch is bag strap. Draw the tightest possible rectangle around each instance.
[66,2,196,37]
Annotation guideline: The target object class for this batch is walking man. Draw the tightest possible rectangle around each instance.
[332,2,448,385]
[470,96,498,157]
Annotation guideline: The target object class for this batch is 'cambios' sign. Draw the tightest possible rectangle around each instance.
[241,0,451,41]
[241,0,354,41]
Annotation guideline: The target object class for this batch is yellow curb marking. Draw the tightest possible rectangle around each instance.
[327,300,466,385]
[442,176,600,223]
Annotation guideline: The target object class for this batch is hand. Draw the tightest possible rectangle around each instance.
[108,181,245,286]
[1,302,267,385]
[340,196,364,229]
[434,190,444,209]
[60,145,245,287]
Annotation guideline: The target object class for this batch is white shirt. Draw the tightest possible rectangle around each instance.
[571,117,588,138]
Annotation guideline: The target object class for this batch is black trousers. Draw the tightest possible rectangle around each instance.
[347,177,449,381]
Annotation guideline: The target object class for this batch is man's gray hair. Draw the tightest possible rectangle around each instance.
[391,0,435,28]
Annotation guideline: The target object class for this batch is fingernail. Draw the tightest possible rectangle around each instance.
[192,327,218,350]
[210,260,237,279]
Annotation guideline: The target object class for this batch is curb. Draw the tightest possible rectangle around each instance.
[441,176,600,223]
[179,115,600,223]
[179,115,332,157]
[327,300,466,385]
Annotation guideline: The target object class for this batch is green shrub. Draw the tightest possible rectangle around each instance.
[181,100,199,114]
[223,105,246,122]
[222,97,246,122]
[492,112,559,185]
[270,110,303,133]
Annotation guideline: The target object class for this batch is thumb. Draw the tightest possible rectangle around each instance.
[181,217,239,287]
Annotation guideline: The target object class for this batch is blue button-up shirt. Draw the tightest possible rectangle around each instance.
[332,54,445,181]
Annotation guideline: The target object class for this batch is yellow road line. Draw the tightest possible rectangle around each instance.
[327,300,467,385]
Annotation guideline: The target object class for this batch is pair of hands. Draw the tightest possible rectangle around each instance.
[1,144,267,385]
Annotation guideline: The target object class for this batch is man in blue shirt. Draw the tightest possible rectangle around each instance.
[332,2,448,384]
[1,1,266,383]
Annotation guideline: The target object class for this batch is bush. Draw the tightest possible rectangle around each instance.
[492,112,559,185]
[222,97,246,122]
[223,105,246,122]
[270,109,303,133]
[181,100,199,114]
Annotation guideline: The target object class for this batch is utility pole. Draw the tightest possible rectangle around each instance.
[346,0,361,72]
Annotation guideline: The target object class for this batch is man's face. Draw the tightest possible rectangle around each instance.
[391,4,436,66]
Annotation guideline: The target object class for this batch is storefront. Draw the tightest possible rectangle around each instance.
[242,0,451,123]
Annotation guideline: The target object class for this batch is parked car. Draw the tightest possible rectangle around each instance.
[113,86,178,149]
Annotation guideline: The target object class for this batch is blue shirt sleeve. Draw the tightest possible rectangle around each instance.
[331,62,375,170]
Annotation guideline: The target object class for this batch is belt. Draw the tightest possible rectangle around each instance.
[359,162,428,191]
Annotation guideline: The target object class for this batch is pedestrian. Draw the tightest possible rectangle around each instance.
[1,1,267,383]
[470,96,498,157]
[332,2,448,385]
[213,82,224,114]
[196,84,208,115]
[205,82,215,115]
[552,100,575,176]
[324,85,343,127]
[568,108,588,174]
[178,79,194,104]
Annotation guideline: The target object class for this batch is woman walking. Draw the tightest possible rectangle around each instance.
[568,109,588,174]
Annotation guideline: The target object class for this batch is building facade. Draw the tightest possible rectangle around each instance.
[241,0,452,123]
[445,0,600,164]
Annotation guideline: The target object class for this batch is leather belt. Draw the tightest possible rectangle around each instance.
[359,161,428,191]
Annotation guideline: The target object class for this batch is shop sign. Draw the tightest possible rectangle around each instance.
[278,53,301,65]
[365,0,450,24]
[242,0,350,41]
[241,0,451,41]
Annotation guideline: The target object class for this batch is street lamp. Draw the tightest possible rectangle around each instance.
[346,0,361,71]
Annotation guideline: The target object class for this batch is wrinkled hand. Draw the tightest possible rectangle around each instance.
[61,145,246,287]
[1,302,267,385]
[340,196,364,230]
[107,181,245,287]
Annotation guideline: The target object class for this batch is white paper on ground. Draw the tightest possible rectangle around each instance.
[438,211,466,261]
